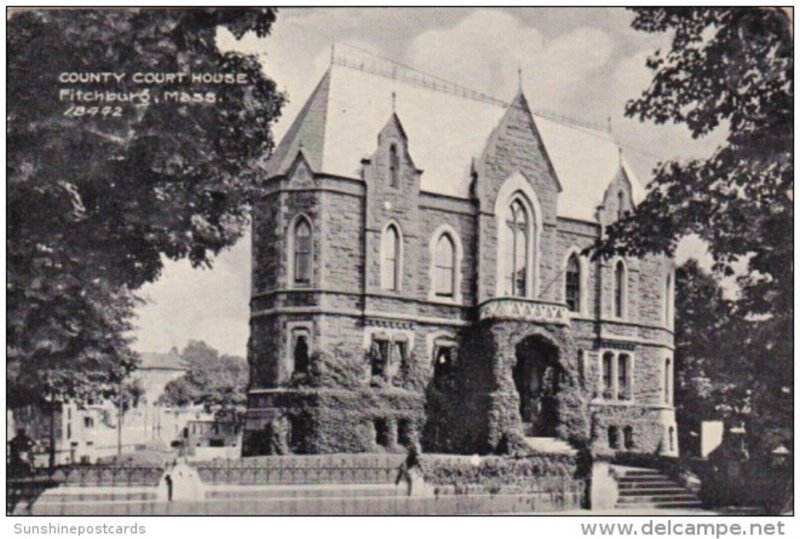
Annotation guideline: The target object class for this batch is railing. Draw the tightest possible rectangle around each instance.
[479,298,571,326]
[193,452,583,493]
[8,465,164,487]
[194,454,405,485]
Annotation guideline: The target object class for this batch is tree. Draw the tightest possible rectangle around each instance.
[122,378,147,413]
[158,341,248,421]
[590,8,792,456]
[7,9,286,409]
[673,259,745,455]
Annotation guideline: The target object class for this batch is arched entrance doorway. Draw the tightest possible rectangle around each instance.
[513,335,561,437]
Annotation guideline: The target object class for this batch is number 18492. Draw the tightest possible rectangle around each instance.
[64,106,123,118]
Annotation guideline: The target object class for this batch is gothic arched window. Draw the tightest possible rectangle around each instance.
[292,328,310,374]
[293,217,312,285]
[665,273,673,324]
[617,191,625,221]
[614,261,626,318]
[389,144,400,188]
[565,253,581,312]
[505,199,529,297]
[434,234,455,297]
[381,224,401,291]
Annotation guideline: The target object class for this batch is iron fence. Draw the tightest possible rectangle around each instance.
[8,465,164,487]
[194,454,405,485]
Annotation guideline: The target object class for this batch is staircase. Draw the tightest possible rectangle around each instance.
[524,437,577,455]
[615,468,702,510]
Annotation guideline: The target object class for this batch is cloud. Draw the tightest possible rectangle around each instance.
[407,10,615,109]
[611,50,653,110]
[407,10,544,99]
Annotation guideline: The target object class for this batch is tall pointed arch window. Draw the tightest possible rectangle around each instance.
[381,224,401,291]
[665,273,673,325]
[505,199,529,297]
[614,261,626,318]
[389,144,400,188]
[617,191,625,221]
[434,234,455,297]
[565,254,581,312]
[293,217,312,285]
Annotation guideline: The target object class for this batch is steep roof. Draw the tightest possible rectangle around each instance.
[266,63,645,222]
[139,350,186,371]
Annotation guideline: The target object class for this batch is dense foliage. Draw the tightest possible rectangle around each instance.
[421,453,579,494]
[7,9,285,408]
[158,341,248,419]
[673,260,742,454]
[590,7,792,456]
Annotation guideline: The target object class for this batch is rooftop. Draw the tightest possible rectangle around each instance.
[266,59,645,222]
[139,350,186,371]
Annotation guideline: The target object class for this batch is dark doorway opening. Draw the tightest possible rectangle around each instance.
[513,336,561,437]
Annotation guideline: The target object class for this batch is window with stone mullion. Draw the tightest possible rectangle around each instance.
[294,219,312,285]
[506,200,528,297]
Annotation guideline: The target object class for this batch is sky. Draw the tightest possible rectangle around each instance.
[132,7,726,357]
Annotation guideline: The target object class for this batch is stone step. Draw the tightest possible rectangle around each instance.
[617,494,700,504]
[616,500,704,509]
[613,466,702,511]
[619,474,671,482]
[624,470,671,477]
[618,487,689,496]
[619,481,681,489]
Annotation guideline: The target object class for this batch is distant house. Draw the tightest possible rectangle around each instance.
[136,348,187,404]
[182,418,241,450]
[8,349,195,465]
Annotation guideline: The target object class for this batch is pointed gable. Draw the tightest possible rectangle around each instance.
[286,151,316,188]
[474,91,562,219]
[265,62,646,223]
[376,112,420,172]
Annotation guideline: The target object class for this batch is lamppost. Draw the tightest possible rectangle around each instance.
[117,379,123,458]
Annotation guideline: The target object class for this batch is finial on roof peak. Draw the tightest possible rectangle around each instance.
[330,43,335,65]
[518,65,523,92]
[392,91,396,113]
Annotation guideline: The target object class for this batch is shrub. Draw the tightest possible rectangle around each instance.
[420,453,580,493]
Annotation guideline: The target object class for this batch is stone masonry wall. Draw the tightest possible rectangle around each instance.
[474,93,561,304]
[247,92,676,457]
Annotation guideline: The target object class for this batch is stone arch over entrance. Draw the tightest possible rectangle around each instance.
[487,321,591,447]
[513,334,562,437]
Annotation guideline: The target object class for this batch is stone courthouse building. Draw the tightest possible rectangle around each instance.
[243,59,677,457]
